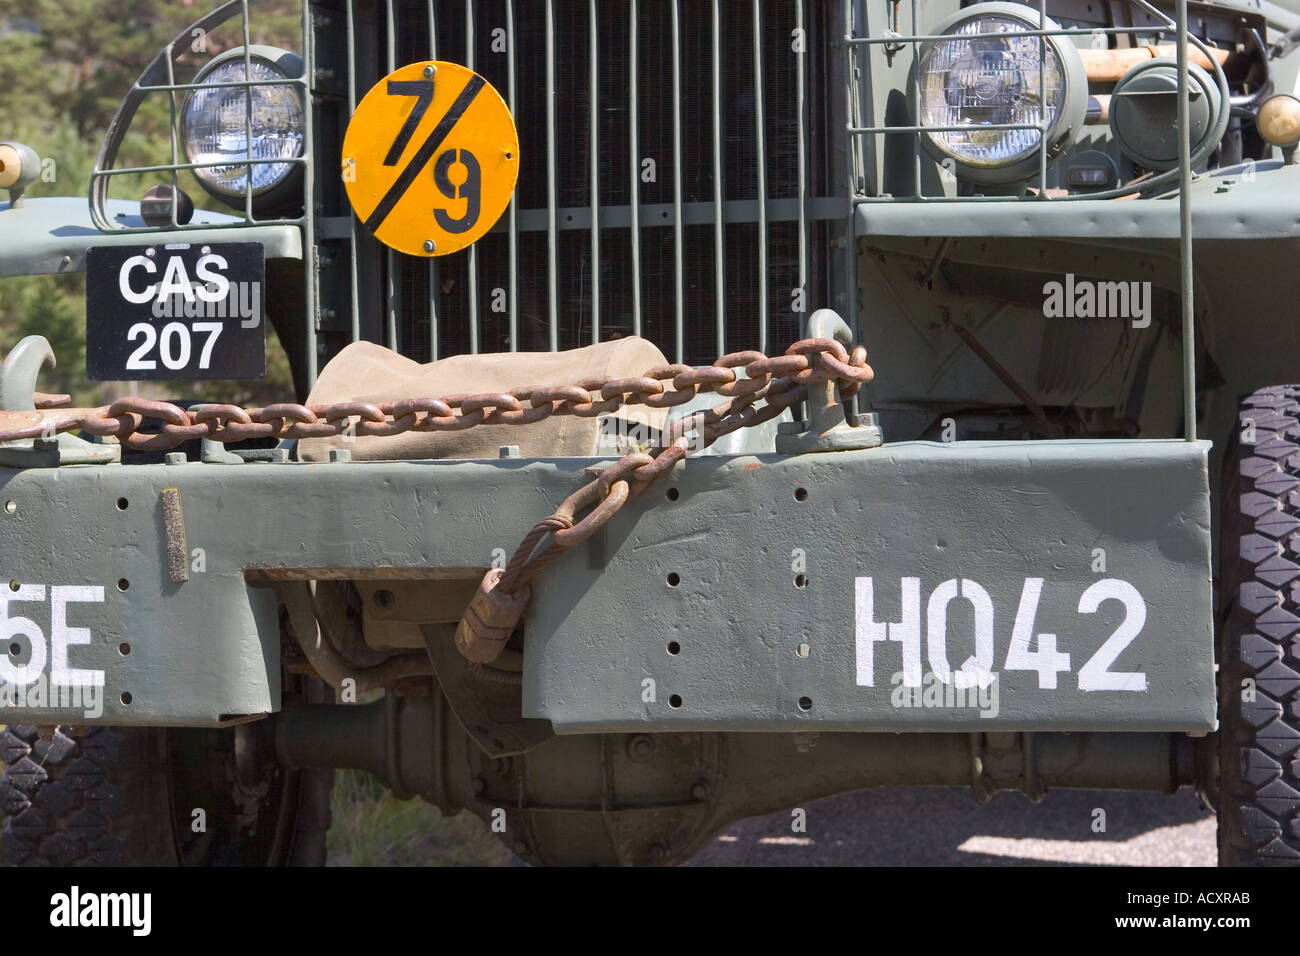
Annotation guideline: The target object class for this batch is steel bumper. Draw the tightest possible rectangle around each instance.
[0,439,1214,731]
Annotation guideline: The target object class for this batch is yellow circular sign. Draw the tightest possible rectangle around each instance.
[341,61,519,257]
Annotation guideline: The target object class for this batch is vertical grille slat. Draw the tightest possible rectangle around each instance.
[384,0,401,351]
[345,2,363,346]
[589,0,601,344]
[505,0,518,350]
[465,0,480,353]
[426,0,441,359]
[795,0,809,319]
[628,0,643,340]
[545,0,560,350]
[752,0,769,355]
[328,0,844,372]
[711,0,726,357]
[670,0,685,363]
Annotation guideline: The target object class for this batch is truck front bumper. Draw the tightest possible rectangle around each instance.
[0,439,1214,731]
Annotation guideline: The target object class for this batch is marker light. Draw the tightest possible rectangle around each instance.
[1257,93,1300,148]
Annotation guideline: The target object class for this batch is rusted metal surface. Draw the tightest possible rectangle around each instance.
[454,568,533,664]
[278,582,434,693]
[1077,43,1229,82]
[160,486,188,584]
[244,567,489,582]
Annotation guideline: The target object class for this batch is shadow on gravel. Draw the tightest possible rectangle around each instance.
[686,787,1216,867]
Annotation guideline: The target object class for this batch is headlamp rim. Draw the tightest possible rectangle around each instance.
[180,44,306,211]
[915,2,1088,186]
[1108,57,1225,170]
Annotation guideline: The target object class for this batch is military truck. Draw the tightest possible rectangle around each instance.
[1,0,1298,867]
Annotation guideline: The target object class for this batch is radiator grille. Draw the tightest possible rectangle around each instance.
[319,0,848,369]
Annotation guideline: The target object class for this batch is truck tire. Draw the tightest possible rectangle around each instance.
[0,723,331,866]
[1217,386,1300,865]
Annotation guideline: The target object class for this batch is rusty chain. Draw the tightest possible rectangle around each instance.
[442,337,873,664]
[0,337,873,666]
[0,337,869,452]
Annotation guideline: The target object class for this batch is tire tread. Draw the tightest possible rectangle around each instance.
[1219,386,1300,865]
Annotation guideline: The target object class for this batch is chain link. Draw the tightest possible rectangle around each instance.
[442,337,873,664]
[0,337,870,579]
[471,338,870,600]
[0,338,872,664]
[0,337,870,453]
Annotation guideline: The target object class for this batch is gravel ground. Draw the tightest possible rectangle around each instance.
[686,786,1217,866]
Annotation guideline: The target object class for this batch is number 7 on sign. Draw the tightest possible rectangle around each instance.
[342,60,519,257]
[382,80,435,166]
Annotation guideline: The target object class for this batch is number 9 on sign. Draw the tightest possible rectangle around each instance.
[434,149,480,234]
[341,61,519,258]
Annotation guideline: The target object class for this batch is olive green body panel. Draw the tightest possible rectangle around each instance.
[856,162,1300,240]
[524,439,1215,733]
[0,439,1212,731]
[0,197,302,279]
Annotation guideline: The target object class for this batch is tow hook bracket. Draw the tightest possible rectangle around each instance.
[776,407,883,454]
[0,336,120,467]
[774,309,884,455]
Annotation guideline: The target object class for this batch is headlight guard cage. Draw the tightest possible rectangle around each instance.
[89,0,313,232]
[848,0,1231,202]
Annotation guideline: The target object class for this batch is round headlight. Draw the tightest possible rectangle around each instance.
[918,3,1086,185]
[181,46,304,209]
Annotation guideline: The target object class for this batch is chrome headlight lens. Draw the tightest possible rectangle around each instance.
[181,47,304,206]
[918,3,1086,185]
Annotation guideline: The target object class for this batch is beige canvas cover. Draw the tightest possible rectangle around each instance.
[298,337,669,461]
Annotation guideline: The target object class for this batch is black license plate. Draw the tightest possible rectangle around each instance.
[86,242,266,381]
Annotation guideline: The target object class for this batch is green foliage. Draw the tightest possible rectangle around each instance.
[0,275,88,397]
[0,0,301,405]
[0,1,198,165]
[326,770,514,867]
